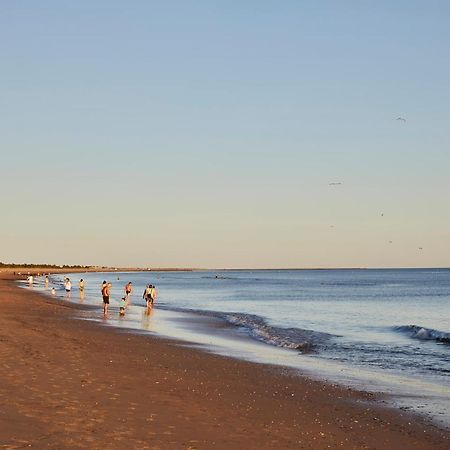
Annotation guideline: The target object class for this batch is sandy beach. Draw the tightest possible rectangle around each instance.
[0,272,448,449]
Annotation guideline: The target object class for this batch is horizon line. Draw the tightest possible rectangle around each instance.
[2,263,450,271]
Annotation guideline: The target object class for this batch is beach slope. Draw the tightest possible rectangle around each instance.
[0,274,448,449]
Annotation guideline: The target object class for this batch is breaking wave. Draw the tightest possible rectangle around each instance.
[222,313,335,352]
[159,306,334,353]
[394,325,450,344]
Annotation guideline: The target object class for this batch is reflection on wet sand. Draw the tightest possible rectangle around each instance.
[79,290,85,302]
[141,308,154,330]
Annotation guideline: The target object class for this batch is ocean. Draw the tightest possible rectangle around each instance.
[29,268,450,427]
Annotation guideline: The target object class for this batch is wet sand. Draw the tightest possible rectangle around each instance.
[0,273,449,449]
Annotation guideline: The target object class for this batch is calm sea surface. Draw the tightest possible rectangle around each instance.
[31,269,450,426]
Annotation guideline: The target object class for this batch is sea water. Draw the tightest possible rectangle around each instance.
[31,269,450,426]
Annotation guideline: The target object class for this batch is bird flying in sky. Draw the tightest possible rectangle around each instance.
[396,117,406,122]
[328,182,343,186]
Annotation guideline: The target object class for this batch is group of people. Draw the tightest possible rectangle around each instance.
[100,280,157,316]
[62,277,85,294]
[143,284,157,313]
[27,274,158,317]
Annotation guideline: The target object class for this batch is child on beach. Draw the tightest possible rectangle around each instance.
[119,297,127,316]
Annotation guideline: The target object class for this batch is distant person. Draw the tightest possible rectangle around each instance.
[51,287,56,295]
[79,288,85,302]
[142,284,150,303]
[45,275,49,286]
[65,279,72,293]
[119,297,127,316]
[125,281,133,297]
[149,284,157,306]
[143,284,153,313]
[102,282,111,315]
[79,279,85,291]
[27,275,33,286]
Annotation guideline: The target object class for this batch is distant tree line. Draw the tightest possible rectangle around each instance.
[0,262,91,269]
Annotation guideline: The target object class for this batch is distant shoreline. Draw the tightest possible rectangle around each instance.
[2,265,449,275]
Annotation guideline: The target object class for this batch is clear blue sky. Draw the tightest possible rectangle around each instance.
[1,1,450,268]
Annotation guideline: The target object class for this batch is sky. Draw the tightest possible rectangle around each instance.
[1,1,450,268]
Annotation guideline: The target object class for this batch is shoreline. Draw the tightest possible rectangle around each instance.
[30,271,450,431]
[1,273,449,448]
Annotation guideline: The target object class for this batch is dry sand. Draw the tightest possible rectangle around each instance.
[0,272,448,449]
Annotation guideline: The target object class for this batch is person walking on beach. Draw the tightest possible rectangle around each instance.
[101,282,111,315]
[125,281,133,299]
[143,284,150,303]
[149,284,157,306]
[79,279,85,291]
[143,284,153,313]
[65,278,72,293]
